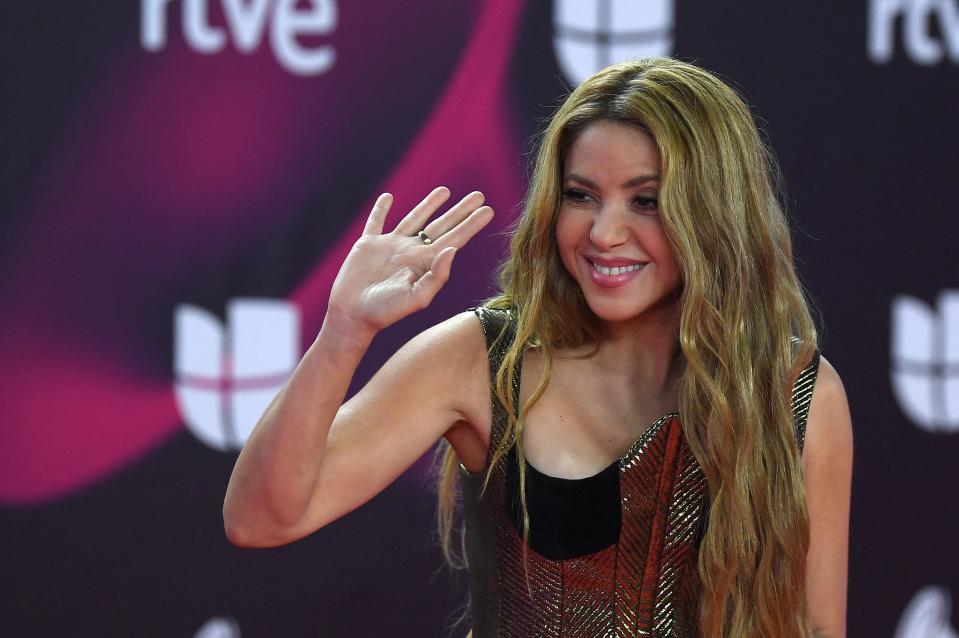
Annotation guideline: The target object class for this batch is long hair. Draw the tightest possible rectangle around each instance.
[436,57,818,637]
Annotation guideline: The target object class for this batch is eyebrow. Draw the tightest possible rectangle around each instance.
[565,173,661,189]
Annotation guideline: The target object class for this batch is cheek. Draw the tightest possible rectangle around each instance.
[554,211,584,272]
[643,224,680,284]
[657,241,682,288]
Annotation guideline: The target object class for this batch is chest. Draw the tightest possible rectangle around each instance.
[504,412,705,560]
[518,352,677,480]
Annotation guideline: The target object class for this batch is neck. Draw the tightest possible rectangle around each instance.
[592,301,683,403]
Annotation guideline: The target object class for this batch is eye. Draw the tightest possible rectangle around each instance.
[563,188,593,204]
[633,195,659,212]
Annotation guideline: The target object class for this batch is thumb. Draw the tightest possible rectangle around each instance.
[411,247,457,306]
[431,246,457,281]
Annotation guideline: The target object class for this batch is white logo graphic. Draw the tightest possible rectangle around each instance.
[141,0,338,75]
[891,291,959,432]
[869,0,959,65]
[553,0,674,85]
[174,298,300,451]
[195,617,241,638]
[896,587,958,638]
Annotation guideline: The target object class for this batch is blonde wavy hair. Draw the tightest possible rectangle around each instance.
[436,57,818,637]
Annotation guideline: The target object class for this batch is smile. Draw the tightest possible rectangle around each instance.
[584,258,648,289]
[590,261,645,276]
[590,262,646,275]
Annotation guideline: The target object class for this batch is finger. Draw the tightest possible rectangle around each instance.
[362,193,393,236]
[410,247,457,309]
[393,186,451,235]
[429,205,494,250]
[422,191,485,239]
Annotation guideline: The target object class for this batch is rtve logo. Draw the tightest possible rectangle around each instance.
[895,586,958,638]
[869,0,959,65]
[141,0,338,76]
[891,291,959,432]
[553,0,674,85]
[174,299,300,451]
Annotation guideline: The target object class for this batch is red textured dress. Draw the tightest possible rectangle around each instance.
[460,307,819,638]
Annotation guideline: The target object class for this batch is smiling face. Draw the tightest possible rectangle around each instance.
[555,120,681,329]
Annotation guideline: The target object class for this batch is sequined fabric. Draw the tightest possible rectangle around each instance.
[791,347,820,450]
[461,307,820,638]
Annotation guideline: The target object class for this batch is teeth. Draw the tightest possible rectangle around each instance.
[591,261,644,276]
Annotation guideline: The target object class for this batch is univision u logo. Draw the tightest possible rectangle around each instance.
[895,586,957,638]
[891,291,959,432]
[174,299,300,451]
[194,617,241,638]
[553,0,674,85]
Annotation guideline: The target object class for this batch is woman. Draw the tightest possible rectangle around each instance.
[224,58,852,637]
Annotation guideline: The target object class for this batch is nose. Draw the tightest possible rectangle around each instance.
[589,204,629,249]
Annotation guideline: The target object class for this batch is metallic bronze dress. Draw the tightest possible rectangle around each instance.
[461,307,820,638]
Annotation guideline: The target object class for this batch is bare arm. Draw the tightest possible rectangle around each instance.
[223,188,493,547]
[803,355,854,637]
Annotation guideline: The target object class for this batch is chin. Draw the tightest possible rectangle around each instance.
[583,294,679,326]
[583,301,646,323]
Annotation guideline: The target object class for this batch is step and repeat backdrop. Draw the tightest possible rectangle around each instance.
[1,1,957,636]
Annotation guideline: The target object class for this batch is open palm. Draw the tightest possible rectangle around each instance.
[328,187,494,336]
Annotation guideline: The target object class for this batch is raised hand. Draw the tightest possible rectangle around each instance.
[327,187,494,338]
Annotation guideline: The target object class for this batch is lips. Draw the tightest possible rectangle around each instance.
[590,260,645,275]
[586,254,647,267]
[584,256,647,287]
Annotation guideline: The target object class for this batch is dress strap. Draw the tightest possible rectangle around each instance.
[472,306,513,361]
[471,306,523,453]
[791,348,821,453]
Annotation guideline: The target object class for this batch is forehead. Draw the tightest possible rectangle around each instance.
[564,121,661,179]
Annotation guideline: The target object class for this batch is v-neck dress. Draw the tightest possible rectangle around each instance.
[460,306,820,638]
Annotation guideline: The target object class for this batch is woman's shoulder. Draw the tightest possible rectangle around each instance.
[803,354,853,466]
[807,355,850,429]
[375,311,490,407]
[408,310,491,365]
